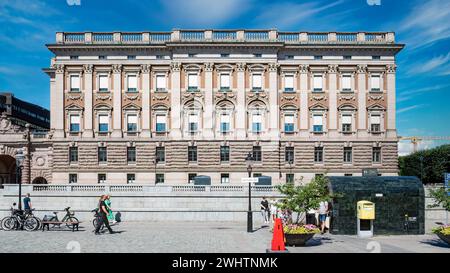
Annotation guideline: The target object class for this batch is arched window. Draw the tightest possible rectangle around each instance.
[215,100,235,134]
[183,100,203,135]
[248,100,267,134]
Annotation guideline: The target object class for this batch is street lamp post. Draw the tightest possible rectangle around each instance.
[245,152,255,233]
[15,149,25,211]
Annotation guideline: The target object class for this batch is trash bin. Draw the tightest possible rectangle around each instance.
[357,200,375,238]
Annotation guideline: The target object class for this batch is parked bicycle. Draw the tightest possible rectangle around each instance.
[91,208,104,231]
[44,207,79,229]
[1,204,40,231]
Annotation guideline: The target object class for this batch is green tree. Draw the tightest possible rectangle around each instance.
[428,187,450,211]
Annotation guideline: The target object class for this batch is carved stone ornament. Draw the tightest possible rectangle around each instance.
[153,94,169,101]
[170,62,181,72]
[386,64,396,73]
[140,64,151,73]
[35,156,46,167]
[268,63,279,72]
[55,64,64,73]
[311,95,326,101]
[112,64,122,73]
[368,95,384,101]
[0,113,22,133]
[236,63,246,72]
[339,94,356,101]
[357,65,367,73]
[328,65,338,73]
[96,93,112,101]
[83,64,93,74]
[67,94,83,101]
[124,93,140,101]
[214,91,236,103]
[204,63,214,72]
[299,65,309,73]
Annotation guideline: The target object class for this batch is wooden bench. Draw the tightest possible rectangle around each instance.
[41,221,81,232]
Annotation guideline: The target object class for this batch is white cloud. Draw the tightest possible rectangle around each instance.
[397,84,450,102]
[397,104,426,114]
[407,52,450,75]
[398,139,450,156]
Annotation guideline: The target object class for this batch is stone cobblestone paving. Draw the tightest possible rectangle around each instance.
[0,221,449,253]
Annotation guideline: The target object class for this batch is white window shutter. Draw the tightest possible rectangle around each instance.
[313,115,323,125]
[71,115,80,124]
[253,113,262,123]
[221,114,230,123]
[71,75,80,89]
[156,75,166,89]
[371,75,380,89]
[252,74,262,88]
[128,115,137,124]
[285,75,294,89]
[342,75,351,90]
[99,115,109,124]
[189,114,198,123]
[99,75,108,89]
[342,115,352,124]
[156,115,166,124]
[188,74,198,87]
[128,75,137,89]
[220,74,230,88]
[313,75,323,89]
[285,115,294,124]
[371,115,381,124]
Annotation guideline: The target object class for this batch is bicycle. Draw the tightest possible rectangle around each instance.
[1,205,40,231]
[91,208,104,231]
[45,207,79,229]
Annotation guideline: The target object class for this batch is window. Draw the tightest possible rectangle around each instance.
[98,115,109,132]
[188,74,198,90]
[372,147,381,163]
[155,173,165,184]
[221,173,230,184]
[188,113,198,133]
[69,147,78,163]
[127,55,136,60]
[221,53,230,58]
[314,147,323,163]
[370,115,381,132]
[284,75,294,92]
[342,115,352,132]
[314,55,323,60]
[156,75,166,91]
[127,75,137,92]
[342,75,352,91]
[70,56,79,60]
[252,146,262,162]
[343,147,352,163]
[372,56,380,60]
[284,114,295,133]
[156,115,167,132]
[286,173,294,184]
[98,147,107,163]
[220,146,230,162]
[127,173,135,184]
[188,146,197,162]
[188,53,196,58]
[70,75,80,92]
[253,173,262,178]
[156,55,165,60]
[220,114,230,133]
[343,55,351,60]
[285,147,294,163]
[127,147,136,163]
[286,55,294,60]
[344,173,353,176]
[313,115,323,132]
[252,113,262,133]
[254,53,262,58]
[156,147,165,163]
[220,74,230,91]
[69,174,77,184]
[127,114,138,132]
[252,74,262,91]
[99,55,106,60]
[370,75,381,91]
[70,115,80,132]
[99,75,108,92]
[98,174,106,184]
[313,75,323,92]
[188,173,197,184]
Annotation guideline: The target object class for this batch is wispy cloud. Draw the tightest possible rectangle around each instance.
[397,84,450,103]
[397,104,426,114]
[407,52,450,76]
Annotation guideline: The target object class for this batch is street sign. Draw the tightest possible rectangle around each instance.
[241,177,258,184]
[445,173,450,196]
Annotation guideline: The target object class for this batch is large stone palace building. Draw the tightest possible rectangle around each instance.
[0,30,404,185]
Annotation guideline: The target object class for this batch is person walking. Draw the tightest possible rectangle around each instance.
[269,198,278,223]
[23,193,32,213]
[260,197,270,225]
[95,195,115,235]
[318,200,329,234]
[105,195,116,224]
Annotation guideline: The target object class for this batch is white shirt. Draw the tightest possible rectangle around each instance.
[318,201,328,215]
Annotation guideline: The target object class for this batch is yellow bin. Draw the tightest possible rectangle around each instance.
[357,200,375,220]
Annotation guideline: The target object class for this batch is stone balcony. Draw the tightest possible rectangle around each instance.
[55,29,396,45]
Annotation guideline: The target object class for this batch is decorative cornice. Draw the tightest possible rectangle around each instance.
[386,64,396,73]
[112,64,122,73]
[299,64,309,73]
[140,64,151,73]
[204,62,214,72]
[328,65,338,73]
[268,63,278,72]
[83,64,93,74]
[236,62,246,72]
[170,62,181,72]
[55,64,64,74]
[357,64,367,73]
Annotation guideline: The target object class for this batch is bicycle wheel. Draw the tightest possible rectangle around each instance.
[34,217,42,230]
[65,216,79,229]
[1,217,17,231]
[24,217,39,231]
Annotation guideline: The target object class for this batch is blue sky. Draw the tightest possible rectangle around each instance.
[0,0,449,153]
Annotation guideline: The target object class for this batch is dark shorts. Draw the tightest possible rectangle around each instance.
[319,214,327,222]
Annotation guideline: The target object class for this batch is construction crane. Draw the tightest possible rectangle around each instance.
[399,136,450,153]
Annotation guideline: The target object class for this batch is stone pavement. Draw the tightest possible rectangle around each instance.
[0,221,448,253]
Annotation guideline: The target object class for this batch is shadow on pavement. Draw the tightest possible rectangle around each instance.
[419,238,450,249]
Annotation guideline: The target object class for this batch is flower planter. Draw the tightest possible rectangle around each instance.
[436,232,450,246]
[284,233,315,246]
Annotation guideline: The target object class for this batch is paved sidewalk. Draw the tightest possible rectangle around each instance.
[0,221,448,253]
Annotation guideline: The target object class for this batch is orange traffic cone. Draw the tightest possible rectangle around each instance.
[266,217,289,253]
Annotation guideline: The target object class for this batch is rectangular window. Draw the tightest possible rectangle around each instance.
[370,115,381,132]
[69,147,78,163]
[99,55,106,60]
[156,115,166,132]
[284,75,294,92]
[69,174,77,184]
[188,173,197,184]
[372,56,380,60]
[70,56,79,60]
[188,146,197,162]
[99,75,108,92]
[372,147,381,163]
[252,113,262,133]
[127,75,137,92]
[220,74,230,91]
[252,74,262,90]
[156,75,166,91]
[127,55,136,60]
[342,115,352,132]
[221,53,230,58]
[313,115,323,132]
[284,114,295,133]
[371,75,381,91]
[343,55,352,60]
[220,114,230,133]
[127,147,136,163]
[286,173,294,184]
[286,55,294,60]
[313,75,323,92]
[220,146,230,162]
[70,75,80,92]
[98,147,107,163]
[127,173,135,184]
[343,147,352,163]
[254,53,262,58]
[285,147,294,163]
[127,114,138,132]
[188,74,198,90]
[98,115,109,132]
[98,174,106,184]
[70,115,80,132]
[314,147,323,163]
[155,173,165,184]
[156,147,165,163]
[188,114,198,133]
[314,56,323,60]
[252,146,262,162]
[342,75,352,91]
[221,173,230,184]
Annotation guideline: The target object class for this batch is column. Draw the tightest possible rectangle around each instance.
[111,64,123,138]
[53,64,65,138]
[328,65,338,137]
[236,63,246,138]
[170,62,182,139]
[357,65,367,136]
[83,65,93,138]
[268,63,279,139]
[203,62,214,139]
[141,64,151,138]
[299,65,309,136]
[386,64,397,138]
